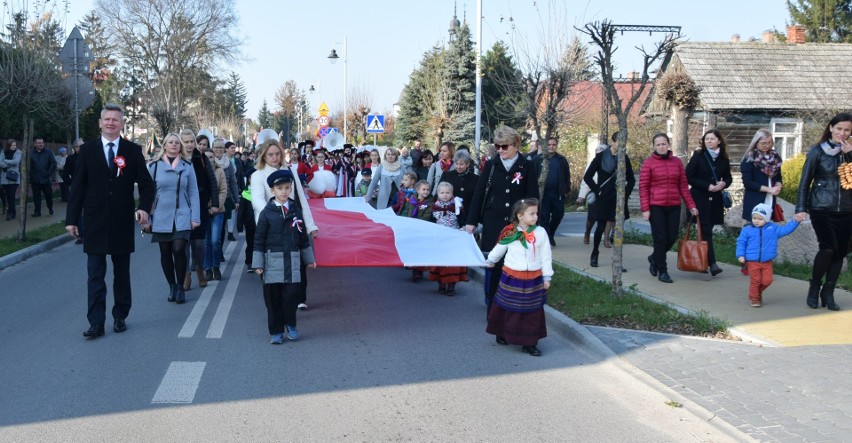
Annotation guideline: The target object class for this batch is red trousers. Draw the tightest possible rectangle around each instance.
[747,261,774,301]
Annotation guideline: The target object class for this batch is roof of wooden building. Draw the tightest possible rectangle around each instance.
[648,42,852,113]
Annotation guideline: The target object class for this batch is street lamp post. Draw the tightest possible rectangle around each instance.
[327,36,347,143]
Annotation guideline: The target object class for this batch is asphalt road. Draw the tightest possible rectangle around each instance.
[0,231,738,441]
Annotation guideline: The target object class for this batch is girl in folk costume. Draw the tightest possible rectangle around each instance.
[485,198,553,357]
[401,180,435,281]
[428,182,468,295]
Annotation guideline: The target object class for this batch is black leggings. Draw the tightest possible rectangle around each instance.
[810,211,852,284]
[591,219,609,255]
[159,239,188,285]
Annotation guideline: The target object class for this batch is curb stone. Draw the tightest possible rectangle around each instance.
[0,233,74,271]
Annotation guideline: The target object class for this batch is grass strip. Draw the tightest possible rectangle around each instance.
[548,263,732,338]
[0,222,68,257]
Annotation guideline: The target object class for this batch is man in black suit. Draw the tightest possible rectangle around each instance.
[65,104,155,338]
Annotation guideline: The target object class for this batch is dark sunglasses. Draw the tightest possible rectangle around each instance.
[495,144,512,151]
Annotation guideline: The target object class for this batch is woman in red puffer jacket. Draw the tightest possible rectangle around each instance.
[639,133,699,283]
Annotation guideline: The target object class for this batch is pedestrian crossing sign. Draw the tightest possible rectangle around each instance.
[366,115,385,134]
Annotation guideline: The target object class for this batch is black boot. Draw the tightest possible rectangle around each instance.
[820,281,840,311]
[806,279,821,309]
[590,251,599,267]
[168,284,178,302]
[175,286,186,304]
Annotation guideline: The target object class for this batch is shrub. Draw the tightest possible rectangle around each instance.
[779,153,806,204]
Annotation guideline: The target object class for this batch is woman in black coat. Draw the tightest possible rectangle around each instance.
[685,129,733,277]
[740,128,783,222]
[465,126,539,310]
[440,149,478,226]
[582,144,635,267]
[795,112,852,311]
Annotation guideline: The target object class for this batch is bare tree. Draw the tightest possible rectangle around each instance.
[494,2,594,142]
[0,7,71,241]
[579,20,677,297]
[656,71,700,158]
[97,0,242,133]
[341,77,373,143]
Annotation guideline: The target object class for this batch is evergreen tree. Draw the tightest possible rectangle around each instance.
[788,0,852,42]
[395,47,444,146]
[223,72,248,119]
[257,100,273,129]
[442,23,477,146]
[481,41,525,140]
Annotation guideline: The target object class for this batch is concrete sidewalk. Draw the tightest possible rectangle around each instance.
[0,200,68,240]
[552,234,852,346]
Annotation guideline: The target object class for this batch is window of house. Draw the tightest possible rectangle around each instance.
[771,119,803,160]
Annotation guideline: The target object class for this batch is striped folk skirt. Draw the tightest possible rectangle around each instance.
[486,268,547,346]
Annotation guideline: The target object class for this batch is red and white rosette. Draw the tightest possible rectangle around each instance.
[114,155,126,177]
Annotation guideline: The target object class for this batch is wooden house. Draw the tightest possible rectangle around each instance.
[648,28,852,169]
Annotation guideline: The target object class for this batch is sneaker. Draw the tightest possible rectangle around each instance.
[270,333,284,345]
[298,303,308,311]
[286,326,299,341]
[750,300,761,308]
[246,268,255,274]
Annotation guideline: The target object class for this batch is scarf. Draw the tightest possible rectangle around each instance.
[409,195,429,217]
[383,158,402,173]
[706,147,720,159]
[498,224,538,249]
[3,149,15,160]
[749,148,782,178]
[214,154,230,170]
[439,158,452,172]
[821,141,842,156]
[165,156,180,169]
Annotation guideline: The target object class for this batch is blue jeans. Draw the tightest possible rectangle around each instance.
[204,213,225,269]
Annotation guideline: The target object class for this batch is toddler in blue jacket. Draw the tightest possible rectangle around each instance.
[736,203,800,307]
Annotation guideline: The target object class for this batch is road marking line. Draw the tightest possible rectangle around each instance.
[206,260,245,338]
[178,241,238,338]
[151,361,206,404]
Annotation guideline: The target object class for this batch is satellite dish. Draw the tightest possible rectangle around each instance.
[256,128,279,146]
[322,132,345,151]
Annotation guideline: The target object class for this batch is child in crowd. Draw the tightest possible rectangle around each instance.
[402,180,435,281]
[392,171,418,215]
[736,203,800,308]
[355,168,374,201]
[428,181,468,295]
[252,169,316,345]
[485,198,552,357]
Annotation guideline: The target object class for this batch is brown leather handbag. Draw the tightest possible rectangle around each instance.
[677,218,708,273]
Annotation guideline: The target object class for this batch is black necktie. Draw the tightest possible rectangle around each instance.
[107,142,115,173]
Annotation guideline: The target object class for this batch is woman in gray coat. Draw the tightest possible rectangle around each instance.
[144,133,201,304]
[365,147,404,210]
[0,139,21,220]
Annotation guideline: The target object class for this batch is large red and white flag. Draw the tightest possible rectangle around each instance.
[309,198,486,267]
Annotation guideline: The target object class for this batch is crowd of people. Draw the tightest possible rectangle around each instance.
[9,103,848,355]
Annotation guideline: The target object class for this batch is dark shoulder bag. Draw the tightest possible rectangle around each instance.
[704,151,732,209]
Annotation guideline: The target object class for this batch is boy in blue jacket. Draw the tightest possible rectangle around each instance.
[736,203,800,307]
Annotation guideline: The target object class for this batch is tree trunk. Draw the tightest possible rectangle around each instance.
[17,116,32,242]
[671,105,690,161]
[611,122,627,297]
